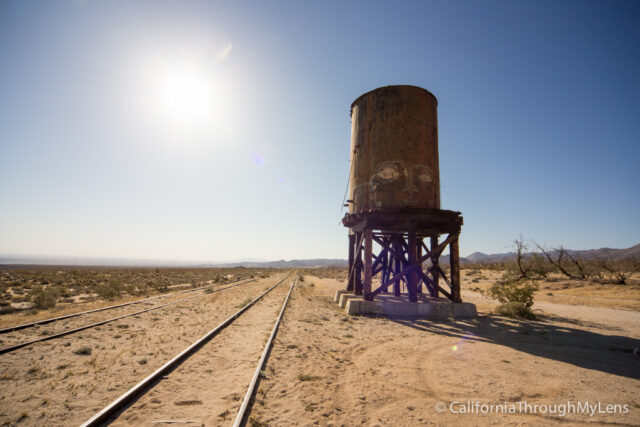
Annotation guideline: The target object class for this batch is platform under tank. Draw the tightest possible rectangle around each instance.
[349,85,440,214]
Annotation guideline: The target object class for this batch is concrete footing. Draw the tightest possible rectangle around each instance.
[333,290,477,319]
[333,290,348,303]
[338,293,361,309]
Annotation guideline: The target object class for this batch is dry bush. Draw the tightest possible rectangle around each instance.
[73,346,92,355]
[535,243,596,280]
[486,278,538,308]
[299,267,347,281]
[31,285,58,310]
[96,281,121,300]
[495,302,537,320]
[506,237,552,279]
[1,266,276,303]
[0,302,15,315]
[599,258,638,285]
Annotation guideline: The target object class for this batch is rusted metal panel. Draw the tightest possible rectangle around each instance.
[348,85,440,214]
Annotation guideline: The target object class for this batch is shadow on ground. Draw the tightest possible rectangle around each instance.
[390,315,640,380]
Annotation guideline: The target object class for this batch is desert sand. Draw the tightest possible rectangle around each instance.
[1,272,639,426]
[0,276,284,425]
[248,275,640,426]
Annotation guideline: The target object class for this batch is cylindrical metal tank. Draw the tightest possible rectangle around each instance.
[348,85,440,214]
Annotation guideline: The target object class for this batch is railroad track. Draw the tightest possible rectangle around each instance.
[0,276,253,334]
[0,277,262,355]
[81,275,297,426]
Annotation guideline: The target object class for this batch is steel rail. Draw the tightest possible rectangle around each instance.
[79,273,291,427]
[0,277,260,355]
[233,278,296,427]
[0,276,252,334]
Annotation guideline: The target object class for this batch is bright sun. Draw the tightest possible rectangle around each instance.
[135,46,234,142]
[147,60,218,133]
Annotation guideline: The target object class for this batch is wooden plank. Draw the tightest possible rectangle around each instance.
[416,238,423,295]
[407,232,418,302]
[450,235,461,303]
[342,208,463,235]
[354,232,364,295]
[347,233,355,291]
[430,236,440,298]
[434,233,457,258]
[416,269,435,295]
[364,229,373,298]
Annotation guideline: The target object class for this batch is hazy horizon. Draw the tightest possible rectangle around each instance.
[1,1,639,262]
[3,240,639,267]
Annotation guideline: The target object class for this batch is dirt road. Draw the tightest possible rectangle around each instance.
[249,276,640,426]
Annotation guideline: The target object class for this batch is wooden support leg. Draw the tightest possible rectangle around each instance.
[450,235,461,303]
[416,238,423,295]
[364,229,373,300]
[347,233,355,292]
[384,247,392,294]
[407,232,418,302]
[380,239,389,293]
[393,237,401,297]
[430,236,439,298]
[354,233,363,296]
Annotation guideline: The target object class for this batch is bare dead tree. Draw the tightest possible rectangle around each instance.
[600,259,636,285]
[534,243,579,279]
[514,236,531,279]
[561,249,592,279]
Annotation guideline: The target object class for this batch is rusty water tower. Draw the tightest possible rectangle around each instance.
[342,85,464,303]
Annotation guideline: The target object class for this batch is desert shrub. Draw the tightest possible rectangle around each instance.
[96,281,122,300]
[73,346,92,355]
[58,287,72,298]
[297,374,321,381]
[506,238,551,279]
[526,253,553,278]
[0,304,15,315]
[485,278,538,308]
[31,286,58,310]
[495,302,537,320]
[249,417,268,427]
[151,280,168,293]
[123,283,139,295]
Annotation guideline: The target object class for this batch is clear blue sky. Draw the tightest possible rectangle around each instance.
[1,0,639,262]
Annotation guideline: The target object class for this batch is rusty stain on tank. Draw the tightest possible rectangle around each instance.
[348,85,440,214]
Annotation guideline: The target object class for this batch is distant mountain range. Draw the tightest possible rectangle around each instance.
[0,255,348,268]
[208,259,348,268]
[1,244,638,268]
[462,243,640,264]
